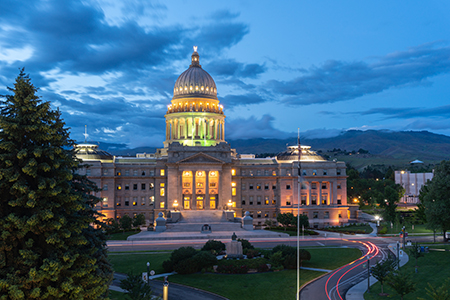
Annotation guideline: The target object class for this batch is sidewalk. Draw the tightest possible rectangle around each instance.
[346,244,409,300]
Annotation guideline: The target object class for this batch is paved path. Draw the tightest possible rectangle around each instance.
[111,272,228,300]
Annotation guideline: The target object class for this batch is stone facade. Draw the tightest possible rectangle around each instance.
[76,48,353,228]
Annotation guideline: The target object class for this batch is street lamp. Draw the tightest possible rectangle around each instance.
[146,262,150,285]
[375,215,380,227]
[227,200,232,211]
[173,200,178,212]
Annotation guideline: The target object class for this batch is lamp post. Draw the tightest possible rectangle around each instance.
[163,276,169,300]
[397,241,400,269]
[227,200,232,211]
[146,262,150,285]
[173,200,178,212]
[367,256,370,293]
[375,215,380,227]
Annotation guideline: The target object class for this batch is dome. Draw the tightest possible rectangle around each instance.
[74,143,114,161]
[173,47,218,100]
[277,146,326,162]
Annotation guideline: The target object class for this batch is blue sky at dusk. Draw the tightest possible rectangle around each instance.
[1,0,450,147]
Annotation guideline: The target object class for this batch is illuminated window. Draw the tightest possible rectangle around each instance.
[149,196,155,203]
[232,188,236,196]
[311,195,317,205]
[272,170,277,176]
[160,183,165,187]
[160,169,165,176]
[301,195,307,205]
[160,202,165,208]
[133,197,137,206]
[231,169,236,176]
[272,198,277,205]
[141,197,145,205]
[149,183,154,190]
[184,182,191,188]
[197,182,203,188]
[117,185,122,190]
[264,196,269,205]
[337,184,341,189]
[102,197,108,208]
[265,213,269,218]
[116,170,121,176]
[231,182,236,187]
[322,195,327,205]
[232,202,236,208]
[256,184,261,190]
[312,170,317,175]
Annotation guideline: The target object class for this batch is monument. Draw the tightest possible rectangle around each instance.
[225,232,243,259]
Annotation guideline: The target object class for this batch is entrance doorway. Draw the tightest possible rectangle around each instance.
[183,196,190,210]
[196,196,204,210]
[209,195,217,209]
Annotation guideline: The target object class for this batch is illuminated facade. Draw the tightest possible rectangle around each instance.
[76,48,352,228]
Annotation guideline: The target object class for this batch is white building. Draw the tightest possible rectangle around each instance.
[395,170,433,203]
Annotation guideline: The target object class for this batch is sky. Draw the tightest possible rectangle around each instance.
[1,0,450,148]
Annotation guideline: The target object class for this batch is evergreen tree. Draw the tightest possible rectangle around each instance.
[0,70,113,299]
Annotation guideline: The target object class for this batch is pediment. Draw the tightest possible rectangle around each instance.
[177,152,225,164]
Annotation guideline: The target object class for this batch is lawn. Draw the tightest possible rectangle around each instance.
[364,244,450,300]
[109,290,127,300]
[379,223,434,235]
[109,252,171,274]
[107,230,140,240]
[322,224,373,234]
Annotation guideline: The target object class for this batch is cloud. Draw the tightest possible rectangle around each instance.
[226,114,293,139]
[221,93,267,107]
[267,43,450,105]
[209,59,266,78]
[301,128,343,139]
[355,105,450,119]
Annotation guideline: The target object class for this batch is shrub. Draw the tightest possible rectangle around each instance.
[270,251,284,268]
[257,263,270,273]
[245,249,259,259]
[379,226,388,234]
[283,254,297,269]
[174,258,199,275]
[217,264,248,274]
[201,240,225,254]
[170,247,197,266]
[237,238,254,250]
[192,251,217,271]
[162,260,174,273]
[272,244,296,257]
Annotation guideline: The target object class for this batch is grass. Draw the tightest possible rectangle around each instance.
[323,224,373,234]
[109,290,127,300]
[109,252,171,274]
[379,223,434,235]
[108,247,362,300]
[107,230,140,240]
[364,244,450,300]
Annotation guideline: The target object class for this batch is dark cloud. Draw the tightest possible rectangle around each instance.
[267,44,450,105]
[221,93,267,107]
[227,114,292,139]
[355,105,450,119]
[210,10,240,21]
[209,59,266,78]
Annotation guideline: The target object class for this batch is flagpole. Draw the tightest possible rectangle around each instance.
[296,128,302,300]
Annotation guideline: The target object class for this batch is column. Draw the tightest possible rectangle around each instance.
[308,181,311,205]
[318,182,322,206]
[166,121,169,140]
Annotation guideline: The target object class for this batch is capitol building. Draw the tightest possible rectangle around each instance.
[76,48,354,228]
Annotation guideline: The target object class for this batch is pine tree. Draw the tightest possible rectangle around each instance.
[0,70,113,299]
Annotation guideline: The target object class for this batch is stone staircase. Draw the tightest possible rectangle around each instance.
[166,210,243,232]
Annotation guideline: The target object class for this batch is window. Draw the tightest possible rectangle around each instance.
[249,184,254,190]
[231,169,236,176]
[286,184,291,190]
[322,195,327,205]
[337,184,341,189]
[324,212,329,219]
[149,183,154,190]
[232,187,236,196]
[311,183,317,189]
[141,183,146,190]
[242,196,246,205]
[312,170,317,175]
[103,169,108,175]
[160,183,165,196]
[125,170,129,176]
[272,170,277,176]
[337,195,342,205]
[256,183,261,190]
[302,170,307,176]
[149,196,155,203]
[133,170,138,176]
[257,196,261,205]
[149,170,155,176]
[339,213,342,218]
[265,213,269,218]
[322,183,327,189]
[125,197,129,206]
[102,197,108,208]
[249,196,254,205]
[272,184,277,190]
[311,195,317,205]
[286,170,291,176]
[117,185,122,190]
[264,196,269,205]
[241,170,246,176]
[241,183,246,190]
[160,169,165,176]
[133,197,137,206]
[141,197,145,205]
[257,211,261,218]
[313,212,318,219]
[116,197,121,206]
[265,170,269,176]
[86,169,91,176]
[257,170,261,176]
[103,184,108,191]
[160,202,165,208]
[301,195,307,205]
[133,184,138,190]
[249,170,253,176]
[264,183,269,190]
[125,184,129,190]
[286,201,291,206]
[286,196,291,206]
[142,171,146,176]
[323,170,327,175]
[337,169,341,175]
[116,170,122,176]
[272,198,277,205]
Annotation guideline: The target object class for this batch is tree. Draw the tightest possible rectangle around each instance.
[387,270,416,300]
[382,186,400,225]
[419,160,450,242]
[277,212,295,229]
[371,256,395,295]
[407,242,424,273]
[419,279,450,300]
[119,273,153,300]
[120,214,133,231]
[133,213,146,228]
[0,70,112,298]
